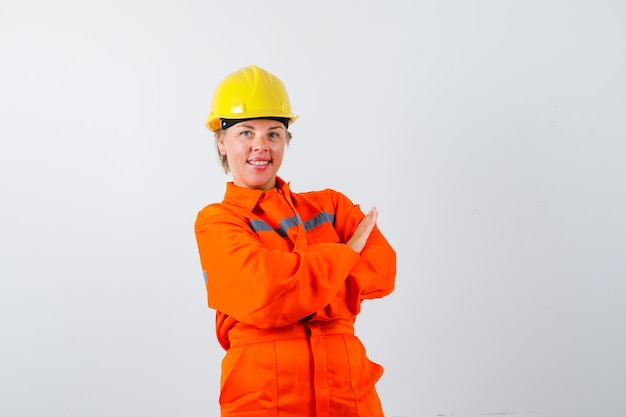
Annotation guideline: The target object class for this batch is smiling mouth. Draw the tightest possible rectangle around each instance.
[248,160,271,166]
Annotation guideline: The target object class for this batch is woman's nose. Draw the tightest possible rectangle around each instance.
[252,136,269,150]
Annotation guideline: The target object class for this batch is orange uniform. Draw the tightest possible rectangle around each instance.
[194,177,396,416]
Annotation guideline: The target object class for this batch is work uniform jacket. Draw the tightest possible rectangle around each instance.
[195,177,396,417]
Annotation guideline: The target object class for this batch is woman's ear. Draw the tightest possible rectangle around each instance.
[217,137,227,155]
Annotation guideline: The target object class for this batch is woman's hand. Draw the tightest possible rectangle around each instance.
[346,206,378,254]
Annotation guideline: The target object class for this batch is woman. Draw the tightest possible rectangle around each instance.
[194,64,396,417]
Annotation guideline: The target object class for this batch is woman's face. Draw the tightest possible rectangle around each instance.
[217,118,287,191]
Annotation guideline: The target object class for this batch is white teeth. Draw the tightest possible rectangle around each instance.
[248,160,270,166]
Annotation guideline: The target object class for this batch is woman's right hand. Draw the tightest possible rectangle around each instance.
[346,206,378,254]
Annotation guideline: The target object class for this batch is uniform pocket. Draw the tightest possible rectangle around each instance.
[341,335,385,415]
[219,343,278,415]
[343,335,384,385]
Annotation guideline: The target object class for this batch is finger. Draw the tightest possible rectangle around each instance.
[369,206,378,222]
[359,213,377,237]
[365,207,378,226]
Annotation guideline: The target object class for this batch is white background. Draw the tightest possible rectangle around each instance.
[1,1,625,416]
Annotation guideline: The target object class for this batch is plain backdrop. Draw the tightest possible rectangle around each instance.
[1,1,625,416]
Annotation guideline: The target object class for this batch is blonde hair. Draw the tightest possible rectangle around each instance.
[214,129,292,174]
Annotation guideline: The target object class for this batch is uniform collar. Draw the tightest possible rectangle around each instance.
[223,176,291,210]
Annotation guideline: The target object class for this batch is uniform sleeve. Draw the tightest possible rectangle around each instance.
[194,205,361,329]
[332,192,396,300]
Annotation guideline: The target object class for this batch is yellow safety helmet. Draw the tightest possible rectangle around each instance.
[206,65,298,132]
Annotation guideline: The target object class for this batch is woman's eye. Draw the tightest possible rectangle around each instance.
[268,132,280,139]
[240,130,251,137]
